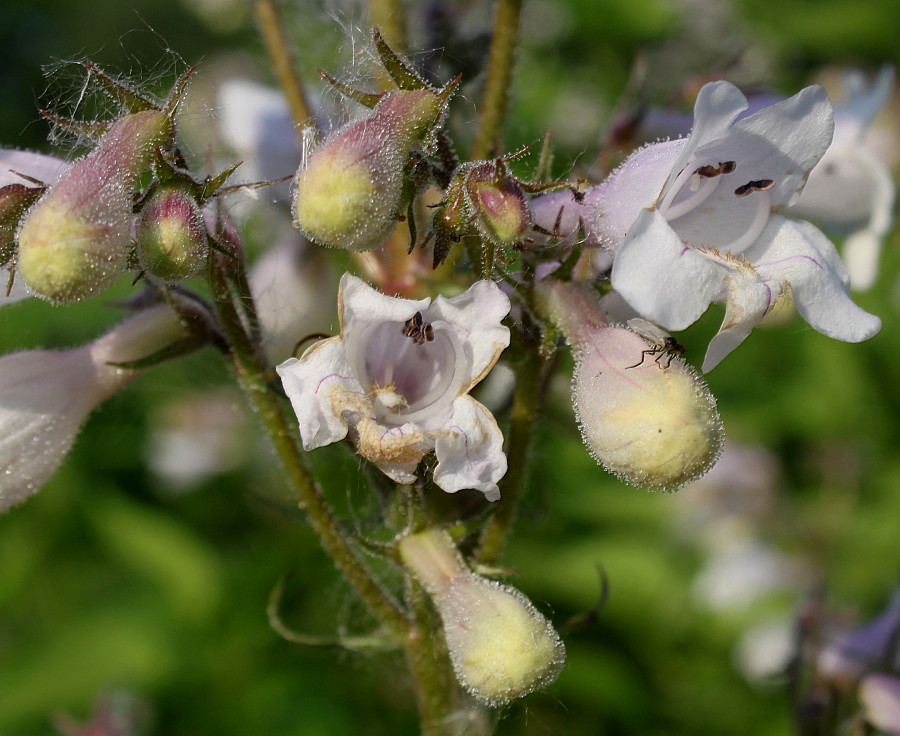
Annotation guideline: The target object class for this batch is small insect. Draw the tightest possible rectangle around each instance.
[401,311,435,345]
[625,318,686,370]
[734,179,775,197]
[695,160,736,178]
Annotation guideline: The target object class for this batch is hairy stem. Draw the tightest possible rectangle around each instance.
[469,0,523,161]
[253,0,314,130]
[208,256,407,633]
[476,334,543,564]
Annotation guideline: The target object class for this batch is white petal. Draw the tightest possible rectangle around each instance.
[432,397,506,501]
[0,149,68,187]
[0,269,31,307]
[728,85,834,208]
[702,270,774,372]
[425,280,511,388]
[339,273,429,337]
[841,65,894,133]
[748,216,881,342]
[276,338,362,450]
[664,81,749,188]
[594,139,685,249]
[610,209,725,331]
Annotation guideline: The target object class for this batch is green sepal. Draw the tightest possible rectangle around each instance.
[317,70,384,108]
[38,109,110,140]
[104,335,206,371]
[200,161,244,200]
[268,577,402,652]
[83,61,157,114]
[373,27,425,91]
[163,66,198,118]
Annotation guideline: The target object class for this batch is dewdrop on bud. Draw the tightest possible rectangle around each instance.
[137,186,207,281]
[293,88,450,251]
[398,529,565,706]
[17,110,172,302]
[537,280,723,490]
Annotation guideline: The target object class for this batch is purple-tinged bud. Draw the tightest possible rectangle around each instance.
[0,184,44,267]
[860,673,900,736]
[399,529,565,706]
[293,88,449,251]
[137,186,207,281]
[536,280,723,490]
[17,110,172,302]
[461,161,532,247]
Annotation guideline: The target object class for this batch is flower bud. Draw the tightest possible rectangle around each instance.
[398,529,565,706]
[0,184,43,267]
[137,185,208,281]
[463,162,532,248]
[17,110,172,302]
[537,280,723,490]
[293,89,447,251]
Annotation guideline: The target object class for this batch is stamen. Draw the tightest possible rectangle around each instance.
[720,189,772,252]
[734,179,774,197]
[696,161,736,178]
[659,159,733,221]
[665,176,720,221]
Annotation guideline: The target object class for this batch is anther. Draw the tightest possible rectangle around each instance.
[734,179,775,197]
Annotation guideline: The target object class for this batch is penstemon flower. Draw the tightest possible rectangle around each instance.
[0,306,186,511]
[276,273,510,499]
[602,81,881,371]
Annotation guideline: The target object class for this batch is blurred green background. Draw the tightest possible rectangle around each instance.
[1,0,899,733]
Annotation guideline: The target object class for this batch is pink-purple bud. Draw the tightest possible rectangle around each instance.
[536,280,723,490]
[137,185,208,281]
[293,89,448,251]
[17,110,172,302]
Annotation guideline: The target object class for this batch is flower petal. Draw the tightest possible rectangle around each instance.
[702,270,774,372]
[425,280,511,388]
[339,272,429,337]
[276,338,363,450]
[748,216,881,342]
[0,149,68,187]
[432,397,506,501]
[610,209,725,331]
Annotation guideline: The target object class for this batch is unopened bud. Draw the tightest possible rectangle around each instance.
[537,280,723,490]
[399,529,565,706]
[293,89,447,251]
[17,110,172,302]
[0,184,43,266]
[137,186,207,281]
[464,162,532,247]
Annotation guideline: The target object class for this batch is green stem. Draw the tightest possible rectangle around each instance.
[476,335,543,564]
[253,0,314,130]
[469,0,523,161]
[209,258,408,633]
[367,0,407,51]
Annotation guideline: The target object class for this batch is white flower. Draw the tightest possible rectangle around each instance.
[601,81,881,371]
[788,67,896,290]
[0,306,185,511]
[276,274,510,500]
[860,673,900,736]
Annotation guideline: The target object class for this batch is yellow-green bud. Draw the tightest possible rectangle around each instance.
[537,280,723,490]
[137,186,207,281]
[17,110,171,302]
[399,529,565,706]
[292,89,445,251]
[0,184,43,267]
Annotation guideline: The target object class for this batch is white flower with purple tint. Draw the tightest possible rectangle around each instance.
[599,81,880,371]
[277,274,510,500]
[788,67,896,290]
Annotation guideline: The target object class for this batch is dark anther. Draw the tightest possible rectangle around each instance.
[734,179,775,197]
[695,160,737,178]
[402,312,434,345]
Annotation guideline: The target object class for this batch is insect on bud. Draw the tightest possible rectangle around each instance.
[137,185,208,281]
[17,109,173,302]
[399,529,565,706]
[0,184,44,267]
[293,86,452,252]
[536,280,723,490]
